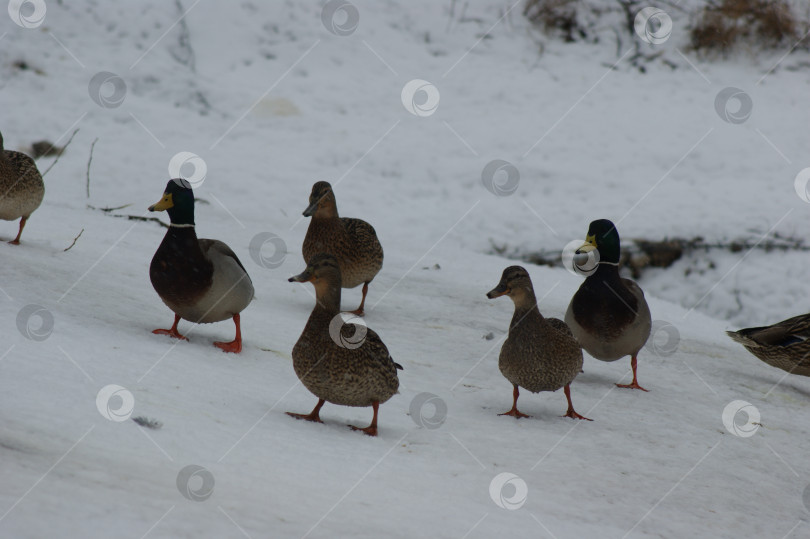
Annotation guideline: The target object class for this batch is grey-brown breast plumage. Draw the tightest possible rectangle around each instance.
[0,133,45,237]
[565,277,652,362]
[292,321,400,407]
[499,315,583,394]
[151,236,254,324]
[289,253,401,410]
[302,181,383,290]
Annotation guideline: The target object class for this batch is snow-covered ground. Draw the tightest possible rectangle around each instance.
[2,1,810,537]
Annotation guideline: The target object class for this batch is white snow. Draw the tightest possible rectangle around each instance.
[2,1,810,538]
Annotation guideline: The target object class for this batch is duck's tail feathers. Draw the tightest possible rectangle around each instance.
[726,330,760,348]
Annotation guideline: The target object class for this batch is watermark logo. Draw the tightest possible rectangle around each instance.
[168,152,207,189]
[489,472,528,510]
[321,0,359,36]
[329,312,367,349]
[561,240,600,277]
[481,160,519,197]
[401,79,440,117]
[8,0,46,28]
[249,232,287,269]
[16,304,54,341]
[176,465,215,501]
[634,7,672,44]
[715,87,753,124]
[409,392,447,429]
[96,384,135,422]
[88,71,127,109]
[644,320,680,357]
[722,400,760,438]
[793,168,810,203]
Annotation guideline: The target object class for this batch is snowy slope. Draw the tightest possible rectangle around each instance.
[1,1,810,538]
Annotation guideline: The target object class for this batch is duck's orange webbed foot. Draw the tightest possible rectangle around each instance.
[153,328,188,340]
[214,340,241,353]
[562,409,592,421]
[499,385,530,418]
[287,399,326,423]
[349,282,369,316]
[499,408,531,419]
[213,314,243,353]
[349,424,377,436]
[349,401,379,436]
[616,380,648,391]
[153,315,187,341]
[617,355,649,391]
[562,384,592,420]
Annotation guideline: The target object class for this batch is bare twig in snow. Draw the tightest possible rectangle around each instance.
[171,0,196,72]
[63,228,84,252]
[41,128,79,177]
[87,203,133,213]
[124,215,169,228]
[86,204,166,228]
[86,137,98,198]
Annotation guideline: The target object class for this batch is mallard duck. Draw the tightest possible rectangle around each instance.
[302,181,383,316]
[0,131,45,244]
[565,219,652,391]
[148,179,254,353]
[287,253,402,436]
[727,314,810,377]
[487,266,590,420]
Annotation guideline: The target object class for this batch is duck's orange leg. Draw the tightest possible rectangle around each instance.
[616,355,648,391]
[349,282,369,316]
[350,400,379,436]
[8,216,27,245]
[214,313,243,353]
[562,384,592,421]
[499,385,530,418]
[287,398,326,423]
[153,314,188,341]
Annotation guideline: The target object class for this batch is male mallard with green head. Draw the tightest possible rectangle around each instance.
[0,131,45,244]
[288,253,402,436]
[727,313,810,377]
[565,219,652,390]
[148,179,254,353]
[487,266,590,420]
[302,181,383,316]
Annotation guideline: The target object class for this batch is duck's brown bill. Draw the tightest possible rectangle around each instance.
[486,283,508,299]
[289,268,315,283]
[302,201,319,217]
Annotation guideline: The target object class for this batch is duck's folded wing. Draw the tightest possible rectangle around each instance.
[199,239,252,284]
[342,218,382,252]
[621,278,647,299]
[362,328,401,370]
[736,313,810,347]
[547,317,574,337]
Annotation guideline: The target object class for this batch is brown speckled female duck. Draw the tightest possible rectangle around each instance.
[487,266,590,420]
[727,313,810,377]
[565,219,652,390]
[287,253,402,436]
[302,181,383,316]
[0,131,44,244]
[148,179,254,353]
